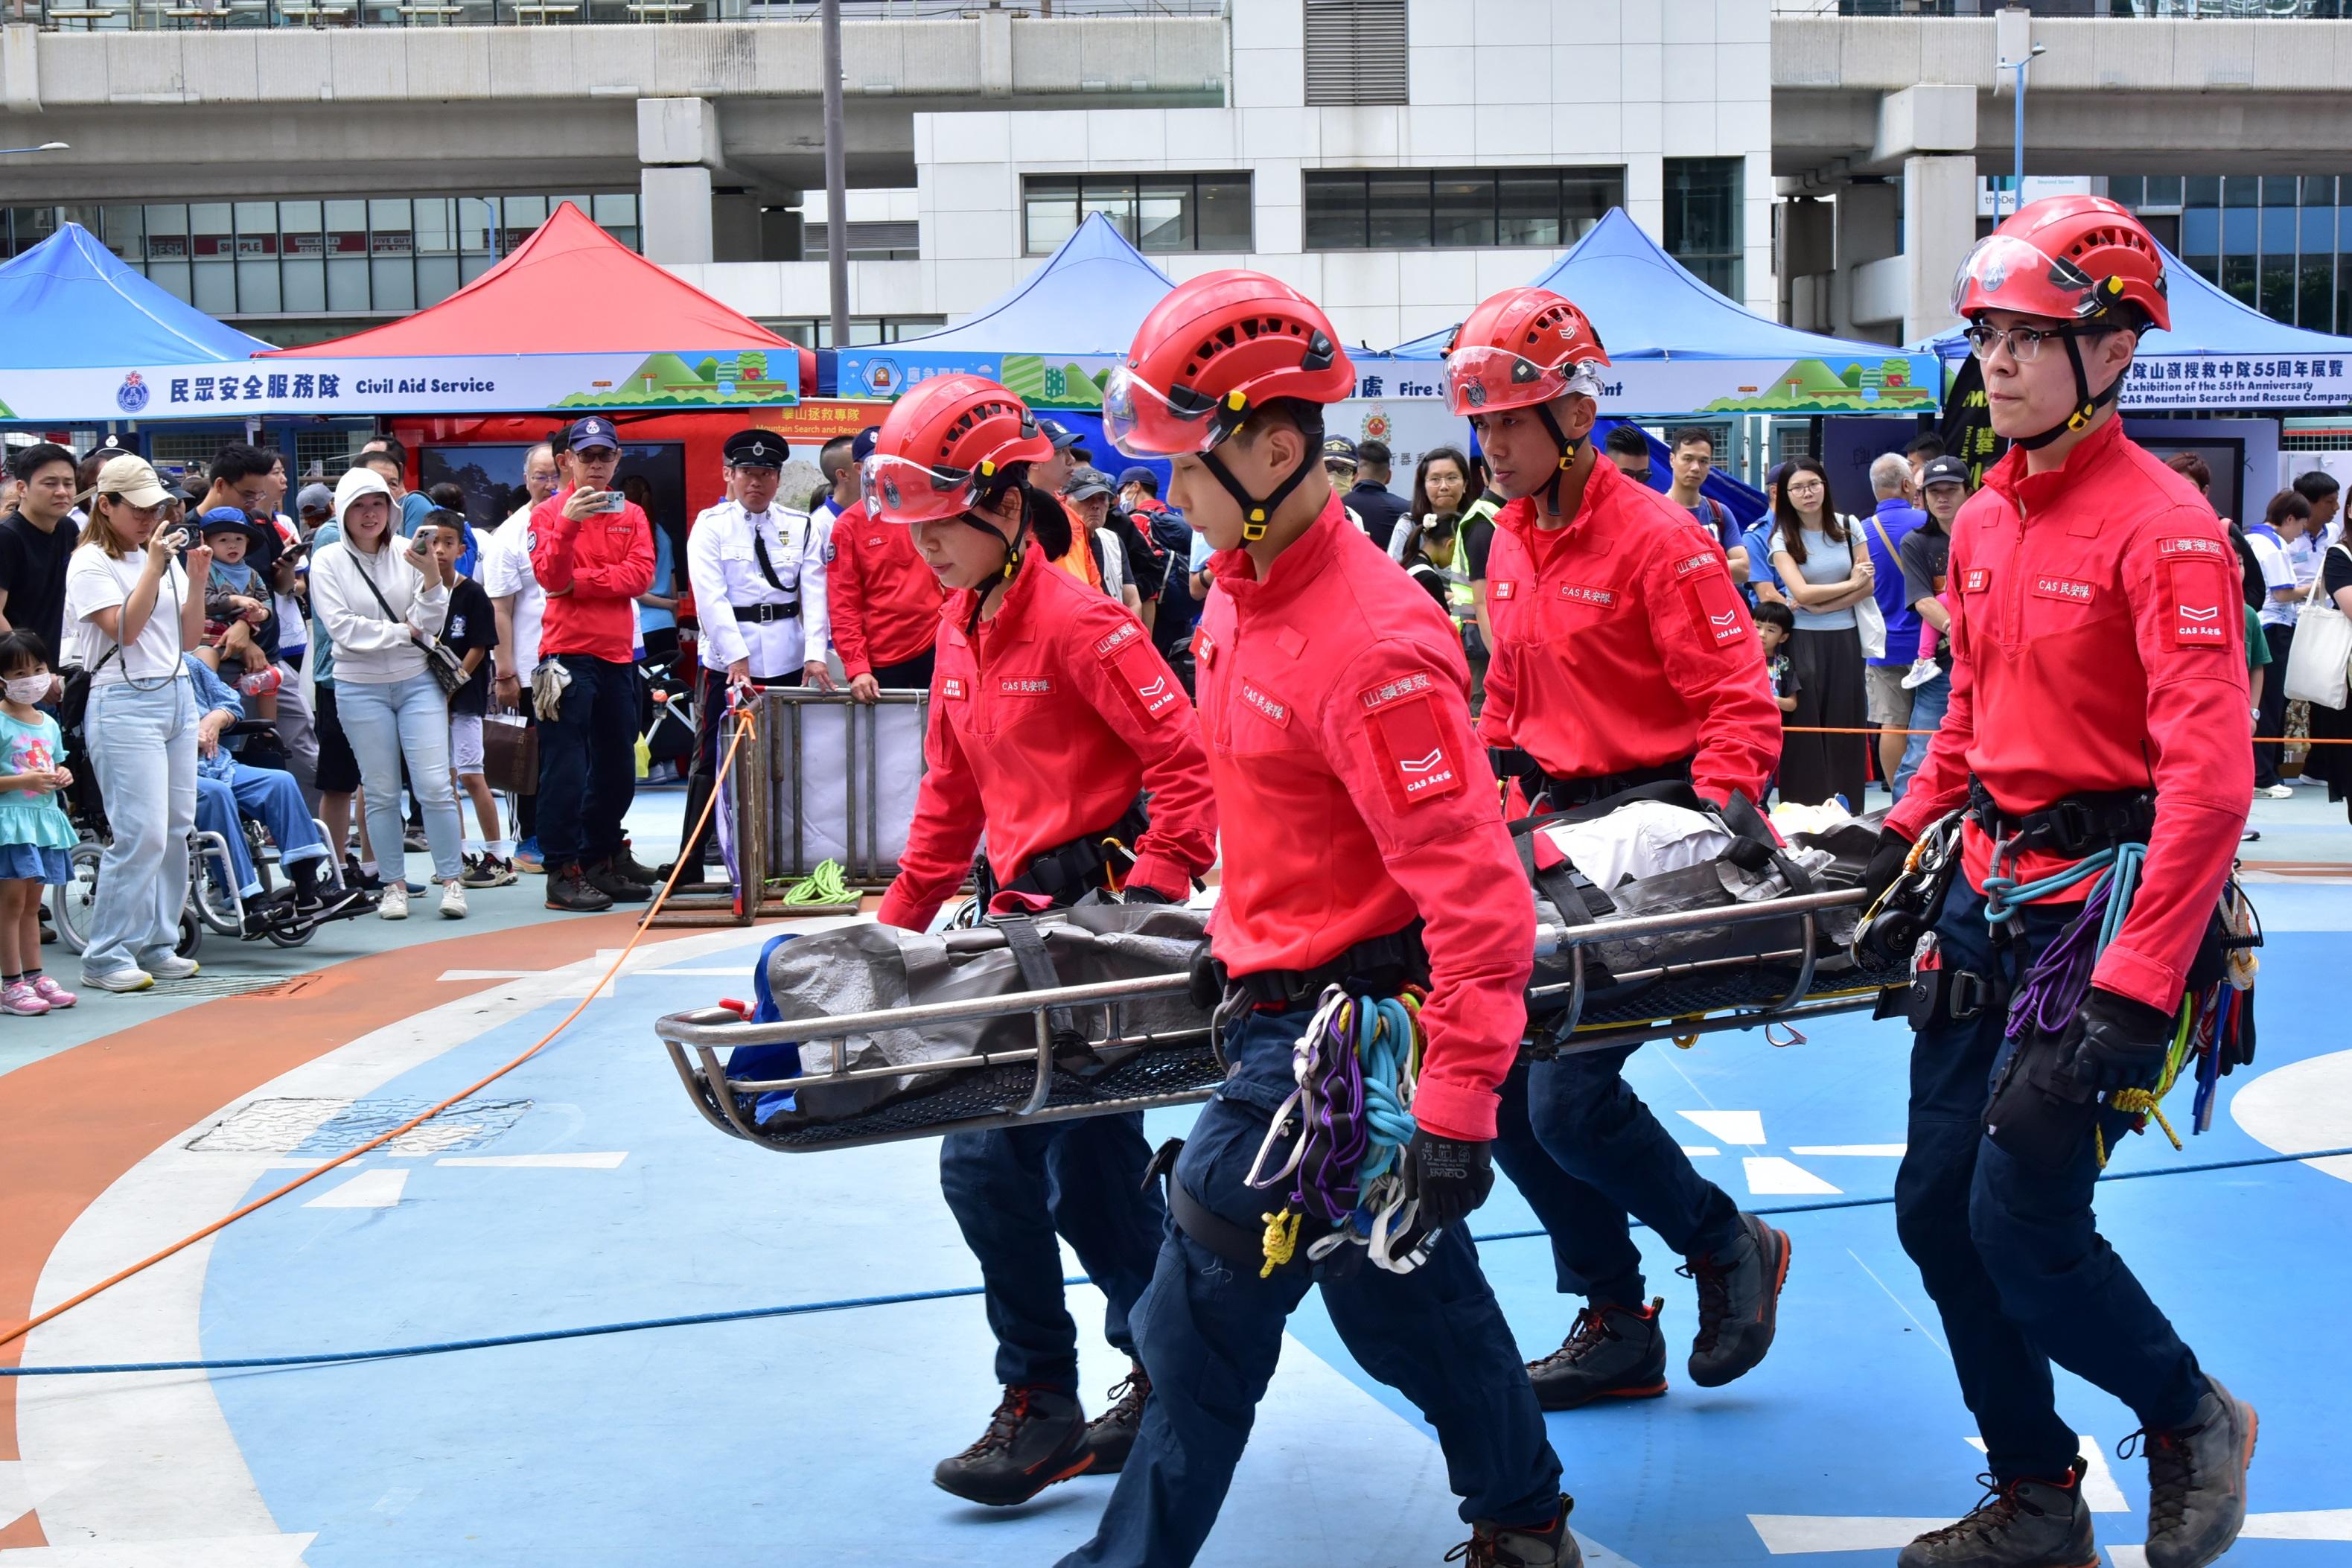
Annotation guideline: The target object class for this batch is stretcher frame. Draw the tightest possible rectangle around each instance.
[654,887,1887,1154]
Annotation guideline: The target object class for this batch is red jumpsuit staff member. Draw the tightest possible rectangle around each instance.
[1444,287,1794,1417]
[864,375,1217,1511]
[1861,197,2257,1568]
[1059,270,1572,1568]
[828,425,949,703]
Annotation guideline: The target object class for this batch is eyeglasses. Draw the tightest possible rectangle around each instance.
[1962,322,2095,363]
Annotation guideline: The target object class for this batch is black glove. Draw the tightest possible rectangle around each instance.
[1122,885,1177,906]
[1401,1129,1495,1231]
[1862,827,1913,908]
[2062,987,2177,1093]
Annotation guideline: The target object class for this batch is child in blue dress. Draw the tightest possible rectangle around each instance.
[0,631,80,1014]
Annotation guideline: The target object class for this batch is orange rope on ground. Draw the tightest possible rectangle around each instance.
[0,706,762,1354]
[1782,726,2349,743]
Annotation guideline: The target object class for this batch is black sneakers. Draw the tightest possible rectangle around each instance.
[1526,1298,1669,1412]
[584,858,652,904]
[1896,1462,2095,1568]
[2135,1377,2257,1568]
[1682,1212,1792,1388]
[1083,1363,1150,1473]
[545,864,614,913]
[932,1386,1094,1507]
[1452,1494,1583,1568]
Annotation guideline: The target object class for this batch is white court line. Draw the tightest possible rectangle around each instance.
[1789,1144,1908,1156]
[1846,1246,1948,1356]
[1680,1145,1721,1156]
[1680,1109,1767,1147]
[1742,1156,1840,1196]
[1966,1435,2129,1514]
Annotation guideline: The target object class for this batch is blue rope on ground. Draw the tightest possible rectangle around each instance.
[9,1140,2347,1379]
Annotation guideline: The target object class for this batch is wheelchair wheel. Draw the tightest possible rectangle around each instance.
[176,906,203,960]
[191,836,243,937]
[48,841,101,957]
[266,914,316,949]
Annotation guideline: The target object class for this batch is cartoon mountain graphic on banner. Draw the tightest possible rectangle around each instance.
[556,351,796,408]
[1000,355,1108,409]
[1703,357,1937,412]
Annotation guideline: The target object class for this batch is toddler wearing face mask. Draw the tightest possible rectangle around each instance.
[0,629,80,1014]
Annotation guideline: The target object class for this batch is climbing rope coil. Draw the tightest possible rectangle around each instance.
[1243,985,1432,1277]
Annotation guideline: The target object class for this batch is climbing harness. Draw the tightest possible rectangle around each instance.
[1244,985,1433,1275]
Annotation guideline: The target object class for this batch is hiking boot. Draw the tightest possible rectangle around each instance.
[584,858,651,904]
[931,1386,1093,1507]
[545,864,614,913]
[2135,1377,2257,1568]
[612,847,663,886]
[1526,1298,1669,1412]
[1452,1494,1581,1568]
[1896,1464,2094,1568]
[1083,1363,1150,1474]
[1682,1212,1791,1388]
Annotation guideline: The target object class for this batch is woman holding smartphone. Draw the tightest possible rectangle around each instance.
[64,455,213,992]
[308,465,465,920]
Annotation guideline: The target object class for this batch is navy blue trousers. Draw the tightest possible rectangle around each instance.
[1057,1001,1562,1568]
[939,1112,1164,1395]
[534,653,637,871]
[1490,1047,1742,1309]
[1894,884,2207,1484]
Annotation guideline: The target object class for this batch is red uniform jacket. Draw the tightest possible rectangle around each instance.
[529,489,655,664]
[876,546,1216,934]
[1196,494,1532,1144]
[1886,414,2251,1013]
[1477,459,1781,806]
[826,508,947,679]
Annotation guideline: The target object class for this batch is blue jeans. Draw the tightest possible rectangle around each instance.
[1893,670,1949,805]
[337,672,463,884]
[1058,1003,1561,1568]
[83,678,197,979]
[939,1115,1164,1393]
[194,762,328,898]
[1490,1050,1742,1308]
[1893,884,2207,1485]
[537,654,638,871]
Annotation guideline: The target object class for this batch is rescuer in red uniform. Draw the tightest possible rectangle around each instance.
[1861,196,2257,1568]
[829,425,949,698]
[864,375,1217,1512]
[1057,271,1574,1568]
[1443,286,1795,1414]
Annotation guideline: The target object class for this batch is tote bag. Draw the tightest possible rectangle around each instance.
[2282,543,2352,710]
[1849,515,1887,660]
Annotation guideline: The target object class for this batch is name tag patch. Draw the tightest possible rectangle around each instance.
[1558,583,1616,608]
[1360,675,1462,809]
[941,675,966,700]
[2158,536,2225,558]
[1105,633,1181,724]
[1962,567,1991,594]
[2030,576,2096,605]
[1674,550,1719,579]
[1240,681,1290,727]
[1094,622,1142,657]
[1192,627,1216,668]
[999,676,1054,695]
[1683,567,1749,648]
[1491,580,1517,602]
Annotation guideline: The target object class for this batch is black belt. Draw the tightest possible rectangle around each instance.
[733,600,801,625]
[1966,775,2155,859]
[1145,1138,1319,1279]
[1228,921,1428,1009]
[1492,750,1694,812]
[978,795,1152,907]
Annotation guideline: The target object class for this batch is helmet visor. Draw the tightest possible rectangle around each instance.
[1950,235,2103,324]
[1441,345,1601,418]
[1101,366,1232,459]
[860,453,980,525]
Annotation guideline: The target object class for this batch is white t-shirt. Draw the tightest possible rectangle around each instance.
[65,544,191,686]
[480,505,547,679]
[2249,529,2298,628]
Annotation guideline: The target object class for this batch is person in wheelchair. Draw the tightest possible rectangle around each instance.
[183,652,369,936]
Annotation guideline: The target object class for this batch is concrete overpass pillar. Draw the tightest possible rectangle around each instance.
[638,97,721,265]
[1833,182,1899,342]
[1901,154,1977,346]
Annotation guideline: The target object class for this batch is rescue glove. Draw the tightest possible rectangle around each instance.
[1861,827,1913,909]
[1402,1129,1495,1231]
[2062,987,2179,1093]
[1854,827,1921,968]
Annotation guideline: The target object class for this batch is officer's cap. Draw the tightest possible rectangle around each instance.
[724,430,790,469]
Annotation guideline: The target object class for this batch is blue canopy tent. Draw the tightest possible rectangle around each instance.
[0,223,270,421]
[1922,239,2352,410]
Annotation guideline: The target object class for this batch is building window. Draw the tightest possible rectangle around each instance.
[803,221,920,262]
[1304,0,1407,107]
[1664,157,1744,299]
[1022,173,1252,256]
[1303,167,1622,252]
[2120,172,2343,332]
[756,316,948,350]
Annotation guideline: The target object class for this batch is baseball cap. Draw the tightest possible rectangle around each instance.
[1765,461,1793,492]
[197,506,254,532]
[1039,418,1083,453]
[1321,436,1359,465]
[296,482,335,517]
[1919,454,1971,489]
[1062,467,1115,503]
[569,416,621,453]
[1116,465,1157,491]
[81,453,173,509]
[851,427,882,463]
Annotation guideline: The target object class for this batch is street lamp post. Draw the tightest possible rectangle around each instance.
[2001,44,2047,220]
[0,142,69,156]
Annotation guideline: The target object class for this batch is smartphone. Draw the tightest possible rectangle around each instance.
[158,529,189,555]
[593,488,628,514]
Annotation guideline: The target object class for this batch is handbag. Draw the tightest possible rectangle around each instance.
[349,549,466,698]
[483,712,540,796]
[2282,543,2352,710]
[1849,516,1887,660]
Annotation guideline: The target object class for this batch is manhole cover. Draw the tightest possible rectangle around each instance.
[188,1097,531,1156]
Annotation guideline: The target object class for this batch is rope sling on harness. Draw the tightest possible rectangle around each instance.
[1243,986,1431,1275]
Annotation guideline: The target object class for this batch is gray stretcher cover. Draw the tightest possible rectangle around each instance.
[748,902,1212,1126]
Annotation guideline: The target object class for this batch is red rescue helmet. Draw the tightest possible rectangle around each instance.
[1951,194,2170,333]
[1442,287,1611,418]
[861,372,1054,525]
[1103,270,1356,459]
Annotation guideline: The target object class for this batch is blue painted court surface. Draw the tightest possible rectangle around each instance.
[189,882,2352,1567]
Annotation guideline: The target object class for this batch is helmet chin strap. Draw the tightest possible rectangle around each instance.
[1201,444,1315,544]
[958,493,1027,637]
[2009,323,2128,453]
[1533,403,1586,515]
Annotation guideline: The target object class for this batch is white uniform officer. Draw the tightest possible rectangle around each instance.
[676,428,835,876]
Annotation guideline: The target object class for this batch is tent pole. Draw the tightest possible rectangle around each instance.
[823,0,849,354]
